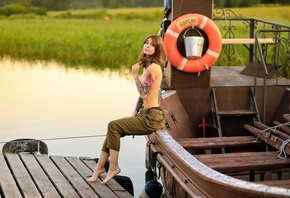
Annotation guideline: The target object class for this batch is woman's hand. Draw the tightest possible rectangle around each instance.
[132,63,141,76]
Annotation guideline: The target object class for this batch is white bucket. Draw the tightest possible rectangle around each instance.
[183,28,204,59]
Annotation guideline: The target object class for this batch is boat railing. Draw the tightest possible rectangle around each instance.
[213,8,290,123]
[254,29,290,123]
[213,8,290,81]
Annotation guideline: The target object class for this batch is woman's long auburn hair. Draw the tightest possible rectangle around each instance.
[138,35,166,69]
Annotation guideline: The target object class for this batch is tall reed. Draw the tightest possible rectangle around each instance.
[0,16,161,71]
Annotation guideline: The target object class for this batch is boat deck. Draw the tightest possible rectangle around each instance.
[210,66,290,87]
[0,153,133,198]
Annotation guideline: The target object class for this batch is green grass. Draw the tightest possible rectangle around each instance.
[0,6,289,73]
[0,18,161,71]
[48,7,163,16]
[230,6,290,24]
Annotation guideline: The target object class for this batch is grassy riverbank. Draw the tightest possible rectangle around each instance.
[0,6,289,72]
[0,18,160,71]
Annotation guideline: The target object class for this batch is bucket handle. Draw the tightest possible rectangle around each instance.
[183,28,203,39]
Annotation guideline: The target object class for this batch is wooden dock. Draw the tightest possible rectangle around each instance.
[0,153,133,198]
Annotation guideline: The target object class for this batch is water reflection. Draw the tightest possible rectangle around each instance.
[0,59,146,197]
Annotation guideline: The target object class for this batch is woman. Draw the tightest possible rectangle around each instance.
[87,34,166,184]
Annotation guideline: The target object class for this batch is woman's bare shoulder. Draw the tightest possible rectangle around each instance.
[147,63,162,73]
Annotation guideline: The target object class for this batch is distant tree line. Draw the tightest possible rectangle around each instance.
[0,0,163,10]
[0,0,289,11]
[215,0,289,7]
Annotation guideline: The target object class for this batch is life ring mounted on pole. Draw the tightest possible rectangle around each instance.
[164,13,222,73]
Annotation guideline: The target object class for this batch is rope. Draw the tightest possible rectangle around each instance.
[261,122,290,132]
[0,134,106,144]
[255,130,263,142]
[252,122,290,159]
[255,122,290,142]
[254,125,276,142]
[278,139,290,159]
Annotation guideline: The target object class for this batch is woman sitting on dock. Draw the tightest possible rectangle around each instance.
[87,34,166,184]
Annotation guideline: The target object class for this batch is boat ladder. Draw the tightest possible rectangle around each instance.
[211,87,260,152]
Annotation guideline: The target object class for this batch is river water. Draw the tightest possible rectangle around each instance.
[0,59,147,197]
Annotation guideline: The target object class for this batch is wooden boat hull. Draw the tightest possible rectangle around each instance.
[147,131,290,198]
[147,88,290,197]
[145,0,290,197]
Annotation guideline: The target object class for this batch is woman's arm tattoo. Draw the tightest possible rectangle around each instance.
[133,73,153,96]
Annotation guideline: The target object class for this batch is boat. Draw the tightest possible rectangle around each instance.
[144,0,290,197]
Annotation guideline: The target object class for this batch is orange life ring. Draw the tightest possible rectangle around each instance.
[164,13,222,73]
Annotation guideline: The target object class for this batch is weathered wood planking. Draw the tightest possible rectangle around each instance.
[50,155,98,197]
[35,154,81,197]
[81,158,133,198]
[66,157,111,197]
[176,135,262,149]
[0,155,22,198]
[0,153,133,198]
[194,151,290,173]
[68,157,132,198]
[6,153,42,198]
[20,153,60,197]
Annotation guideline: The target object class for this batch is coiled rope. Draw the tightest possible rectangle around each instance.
[278,139,290,159]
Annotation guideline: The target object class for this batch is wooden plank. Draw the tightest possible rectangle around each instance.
[254,121,290,140]
[51,155,98,198]
[0,155,22,198]
[20,153,61,197]
[176,136,262,149]
[66,156,115,198]
[6,153,42,198]
[273,121,290,135]
[217,110,257,116]
[35,154,80,197]
[194,151,290,172]
[80,158,134,198]
[245,124,290,155]
[222,38,275,44]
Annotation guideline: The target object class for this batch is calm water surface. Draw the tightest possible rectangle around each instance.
[0,59,147,197]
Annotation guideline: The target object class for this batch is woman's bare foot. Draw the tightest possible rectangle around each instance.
[100,167,121,184]
[87,167,106,183]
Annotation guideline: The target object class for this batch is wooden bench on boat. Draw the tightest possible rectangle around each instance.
[0,153,133,198]
[176,135,263,153]
[221,38,276,61]
[194,151,290,182]
[222,38,275,45]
